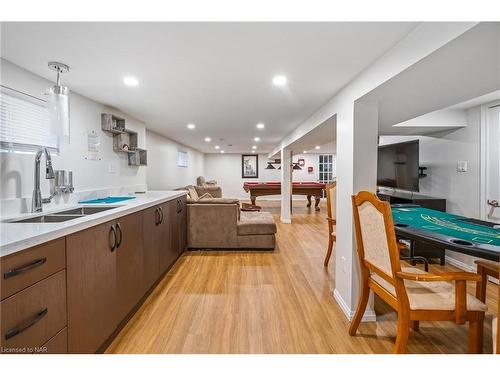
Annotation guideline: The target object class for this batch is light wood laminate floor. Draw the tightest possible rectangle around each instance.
[106,200,498,354]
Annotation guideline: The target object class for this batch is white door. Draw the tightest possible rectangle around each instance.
[318,154,335,198]
[485,104,500,223]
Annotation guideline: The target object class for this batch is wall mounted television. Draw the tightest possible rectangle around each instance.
[377,140,419,192]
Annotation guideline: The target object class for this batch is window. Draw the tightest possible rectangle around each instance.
[319,154,335,197]
[0,85,58,153]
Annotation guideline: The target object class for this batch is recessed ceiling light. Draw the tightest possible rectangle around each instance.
[187,123,195,129]
[254,137,260,142]
[272,75,287,86]
[220,150,225,153]
[315,145,321,150]
[252,150,256,154]
[252,145,257,150]
[204,137,211,142]
[215,145,220,150]
[256,123,265,129]
[123,76,139,87]
[303,150,307,154]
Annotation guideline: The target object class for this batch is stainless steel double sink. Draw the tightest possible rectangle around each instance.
[8,206,120,223]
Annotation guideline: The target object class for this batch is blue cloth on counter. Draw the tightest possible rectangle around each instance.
[78,196,136,204]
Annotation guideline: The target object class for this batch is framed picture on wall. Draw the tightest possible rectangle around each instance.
[177,150,188,167]
[242,154,259,178]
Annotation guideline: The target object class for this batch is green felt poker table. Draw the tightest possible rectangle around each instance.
[391,205,500,261]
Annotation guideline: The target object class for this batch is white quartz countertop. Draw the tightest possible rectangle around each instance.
[0,191,186,257]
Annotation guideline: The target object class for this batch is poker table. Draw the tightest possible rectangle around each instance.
[243,181,326,210]
[392,205,500,261]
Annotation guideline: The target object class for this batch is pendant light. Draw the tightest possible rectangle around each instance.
[266,162,276,170]
[47,61,70,144]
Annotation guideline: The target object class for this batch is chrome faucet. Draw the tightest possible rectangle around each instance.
[32,147,56,212]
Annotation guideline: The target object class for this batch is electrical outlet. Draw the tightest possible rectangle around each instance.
[108,161,117,174]
[341,256,347,274]
[457,161,468,172]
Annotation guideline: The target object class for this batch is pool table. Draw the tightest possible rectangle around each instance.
[392,205,500,262]
[243,181,326,211]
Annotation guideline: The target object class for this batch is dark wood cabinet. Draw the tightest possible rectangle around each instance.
[115,211,144,323]
[178,196,187,254]
[0,270,67,351]
[170,196,187,256]
[157,203,176,275]
[1,238,65,301]
[66,220,118,354]
[142,206,161,292]
[3,194,186,355]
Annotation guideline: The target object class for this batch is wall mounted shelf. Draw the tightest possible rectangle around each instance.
[101,113,147,166]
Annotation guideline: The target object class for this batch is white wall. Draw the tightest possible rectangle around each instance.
[1,59,147,215]
[379,106,482,269]
[268,22,478,321]
[203,152,335,199]
[146,130,204,190]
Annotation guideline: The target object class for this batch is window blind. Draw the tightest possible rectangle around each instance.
[0,85,58,153]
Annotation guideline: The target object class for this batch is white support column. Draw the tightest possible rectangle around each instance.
[333,100,379,322]
[280,148,292,224]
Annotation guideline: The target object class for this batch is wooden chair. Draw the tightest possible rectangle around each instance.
[323,182,336,267]
[474,259,499,353]
[349,191,487,354]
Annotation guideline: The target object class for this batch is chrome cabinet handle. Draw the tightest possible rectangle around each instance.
[488,199,500,208]
[4,258,47,279]
[116,222,123,248]
[5,308,48,341]
[109,225,117,252]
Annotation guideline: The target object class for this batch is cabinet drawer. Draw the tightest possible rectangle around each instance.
[1,238,66,300]
[40,328,67,354]
[1,270,67,351]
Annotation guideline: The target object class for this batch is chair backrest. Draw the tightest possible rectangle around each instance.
[326,182,336,221]
[351,191,401,284]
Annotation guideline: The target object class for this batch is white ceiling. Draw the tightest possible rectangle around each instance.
[271,114,336,158]
[1,22,417,153]
[365,23,500,136]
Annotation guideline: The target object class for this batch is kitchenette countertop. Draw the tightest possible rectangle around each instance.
[0,190,186,257]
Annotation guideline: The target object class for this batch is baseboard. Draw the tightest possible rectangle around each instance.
[445,255,476,272]
[445,255,498,284]
[333,288,376,322]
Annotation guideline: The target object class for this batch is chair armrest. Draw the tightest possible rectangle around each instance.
[397,271,481,324]
[396,271,481,282]
[475,259,499,277]
[397,242,407,251]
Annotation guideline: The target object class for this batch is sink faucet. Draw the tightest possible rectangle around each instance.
[32,147,56,212]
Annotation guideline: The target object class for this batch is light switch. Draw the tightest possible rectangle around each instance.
[457,161,468,172]
[108,161,117,174]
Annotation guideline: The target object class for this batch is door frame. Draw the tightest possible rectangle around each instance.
[480,100,500,220]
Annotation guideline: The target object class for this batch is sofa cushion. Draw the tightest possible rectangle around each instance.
[237,211,277,236]
[188,198,239,205]
[186,185,199,200]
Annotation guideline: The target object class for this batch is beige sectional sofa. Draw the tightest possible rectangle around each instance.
[186,196,276,250]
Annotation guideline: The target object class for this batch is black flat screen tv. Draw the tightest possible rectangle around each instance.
[377,140,419,192]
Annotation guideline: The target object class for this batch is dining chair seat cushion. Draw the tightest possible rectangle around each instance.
[372,267,488,312]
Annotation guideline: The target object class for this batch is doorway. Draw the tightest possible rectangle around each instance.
[482,103,500,223]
